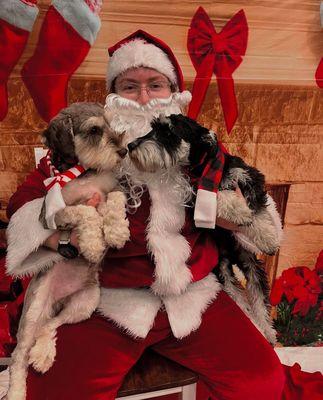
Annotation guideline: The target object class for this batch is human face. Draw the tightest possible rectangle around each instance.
[114,67,172,105]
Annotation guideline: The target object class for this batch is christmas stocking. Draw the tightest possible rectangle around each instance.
[21,0,102,122]
[0,0,39,121]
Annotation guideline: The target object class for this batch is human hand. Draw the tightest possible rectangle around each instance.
[86,192,102,208]
[43,229,80,252]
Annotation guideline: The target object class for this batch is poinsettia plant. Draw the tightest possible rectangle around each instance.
[270,250,322,346]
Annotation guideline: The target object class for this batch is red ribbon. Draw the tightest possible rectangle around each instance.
[187,7,248,133]
[315,57,323,88]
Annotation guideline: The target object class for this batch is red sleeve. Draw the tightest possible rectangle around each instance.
[6,157,50,219]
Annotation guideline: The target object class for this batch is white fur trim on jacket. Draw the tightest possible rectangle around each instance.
[53,0,101,45]
[146,177,193,296]
[0,0,39,32]
[107,39,177,90]
[97,288,162,338]
[6,197,63,277]
[98,274,221,339]
[43,183,67,230]
[163,273,221,339]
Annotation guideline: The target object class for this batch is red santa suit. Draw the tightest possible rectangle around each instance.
[6,154,286,400]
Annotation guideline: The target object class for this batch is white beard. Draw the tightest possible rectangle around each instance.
[104,91,194,296]
[104,91,192,143]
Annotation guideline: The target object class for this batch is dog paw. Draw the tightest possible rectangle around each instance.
[239,215,280,255]
[103,219,130,249]
[29,333,57,374]
[79,239,106,263]
[217,191,253,227]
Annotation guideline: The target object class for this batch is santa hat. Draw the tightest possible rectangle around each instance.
[107,30,184,92]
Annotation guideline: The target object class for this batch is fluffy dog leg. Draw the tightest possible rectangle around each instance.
[217,190,253,226]
[238,209,280,255]
[7,275,53,400]
[29,280,100,374]
[55,205,105,263]
[98,191,130,249]
[236,250,277,345]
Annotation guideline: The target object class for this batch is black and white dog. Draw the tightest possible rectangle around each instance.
[127,114,282,344]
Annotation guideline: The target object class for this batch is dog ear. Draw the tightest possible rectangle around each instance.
[42,115,76,171]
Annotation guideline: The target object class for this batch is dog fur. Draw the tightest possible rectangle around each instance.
[7,103,130,400]
[127,114,280,344]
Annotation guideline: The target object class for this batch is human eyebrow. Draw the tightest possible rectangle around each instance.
[117,78,139,84]
[147,77,169,83]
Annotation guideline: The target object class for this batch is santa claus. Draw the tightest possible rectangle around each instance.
[5,30,285,400]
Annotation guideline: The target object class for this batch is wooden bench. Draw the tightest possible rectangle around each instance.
[117,350,198,400]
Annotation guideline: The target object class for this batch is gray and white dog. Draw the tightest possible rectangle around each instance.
[127,114,281,344]
[6,103,130,400]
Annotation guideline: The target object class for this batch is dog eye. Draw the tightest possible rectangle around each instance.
[89,126,102,135]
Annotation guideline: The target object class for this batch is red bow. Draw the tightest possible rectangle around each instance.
[187,7,248,133]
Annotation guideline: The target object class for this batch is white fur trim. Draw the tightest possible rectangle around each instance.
[163,274,221,339]
[0,0,38,32]
[53,0,101,45]
[43,183,67,230]
[147,177,193,296]
[6,198,62,277]
[107,39,177,90]
[98,275,222,340]
[97,288,162,338]
[194,189,217,229]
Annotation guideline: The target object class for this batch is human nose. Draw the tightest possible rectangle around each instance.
[136,87,150,105]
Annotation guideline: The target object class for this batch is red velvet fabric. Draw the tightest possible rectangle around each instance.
[21,6,91,122]
[26,291,285,400]
[100,191,219,288]
[282,364,323,400]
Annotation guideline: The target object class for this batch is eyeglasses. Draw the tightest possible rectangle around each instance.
[115,81,171,98]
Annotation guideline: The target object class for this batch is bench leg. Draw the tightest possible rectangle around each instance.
[181,383,196,400]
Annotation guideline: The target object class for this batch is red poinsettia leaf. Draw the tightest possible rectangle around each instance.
[292,299,311,316]
[270,279,284,305]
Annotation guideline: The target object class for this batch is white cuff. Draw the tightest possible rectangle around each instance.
[53,0,101,45]
[44,183,67,230]
[0,0,39,32]
[194,189,217,229]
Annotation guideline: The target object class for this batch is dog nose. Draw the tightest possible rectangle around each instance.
[117,148,128,158]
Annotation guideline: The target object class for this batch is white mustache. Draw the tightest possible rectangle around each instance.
[104,91,192,114]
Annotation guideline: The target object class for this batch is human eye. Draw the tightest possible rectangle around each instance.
[120,83,138,93]
[149,81,168,91]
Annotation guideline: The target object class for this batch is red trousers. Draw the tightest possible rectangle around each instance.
[26,291,285,400]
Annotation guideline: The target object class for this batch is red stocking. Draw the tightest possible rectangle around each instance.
[21,0,102,122]
[0,0,39,121]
